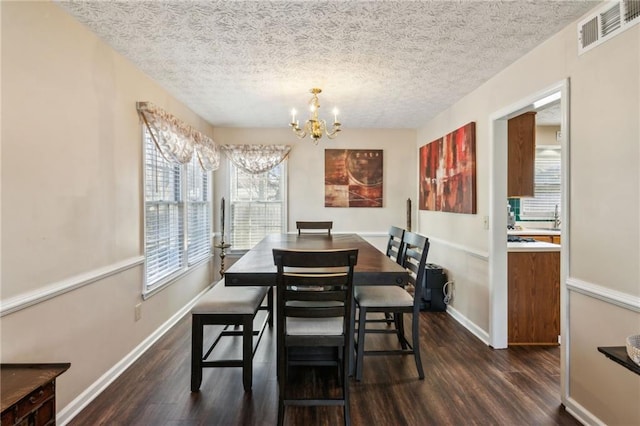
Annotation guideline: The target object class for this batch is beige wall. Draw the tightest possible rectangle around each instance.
[536,125,561,146]
[416,9,640,425]
[1,1,215,411]
[212,127,417,235]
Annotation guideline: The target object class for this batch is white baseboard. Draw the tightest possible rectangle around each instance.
[564,396,606,426]
[57,284,212,425]
[445,305,491,346]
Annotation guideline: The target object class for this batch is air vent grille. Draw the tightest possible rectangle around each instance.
[578,1,640,55]
[625,0,640,22]
[601,4,621,36]
[580,16,599,48]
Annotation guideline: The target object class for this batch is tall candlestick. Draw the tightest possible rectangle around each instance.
[221,197,225,242]
[406,198,412,231]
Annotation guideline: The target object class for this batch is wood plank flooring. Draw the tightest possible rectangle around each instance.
[69,311,579,425]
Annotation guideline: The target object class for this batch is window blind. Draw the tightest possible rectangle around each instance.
[186,157,211,264]
[144,128,212,291]
[520,148,561,220]
[230,162,286,251]
[145,131,184,286]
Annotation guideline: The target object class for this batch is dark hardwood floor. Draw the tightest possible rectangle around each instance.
[70,310,579,425]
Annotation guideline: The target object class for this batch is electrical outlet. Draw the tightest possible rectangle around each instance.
[135,303,142,321]
[483,216,489,230]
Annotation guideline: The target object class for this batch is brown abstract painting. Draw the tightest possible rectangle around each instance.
[419,122,476,214]
[325,149,383,207]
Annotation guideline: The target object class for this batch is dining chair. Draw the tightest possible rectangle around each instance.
[382,226,405,327]
[354,231,429,381]
[273,248,358,426]
[296,221,333,235]
[385,226,405,264]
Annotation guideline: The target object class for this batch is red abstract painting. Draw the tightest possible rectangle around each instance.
[419,122,476,214]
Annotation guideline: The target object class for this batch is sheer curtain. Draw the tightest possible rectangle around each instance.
[221,144,291,174]
[136,101,220,171]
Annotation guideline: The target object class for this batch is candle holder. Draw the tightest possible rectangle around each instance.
[214,238,232,279]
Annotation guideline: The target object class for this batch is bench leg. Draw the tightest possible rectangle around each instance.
[267,286,274,328]
[243,315,254,392]
[191,315,203,392]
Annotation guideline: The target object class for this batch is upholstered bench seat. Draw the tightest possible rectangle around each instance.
[191,279,273,393]
[192,283,269,315]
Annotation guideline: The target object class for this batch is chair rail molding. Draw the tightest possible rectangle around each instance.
[566,276,640,313]
[427,236,489,261]
[0,256,145,317]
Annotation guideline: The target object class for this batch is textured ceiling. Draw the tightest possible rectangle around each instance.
[56,1,599,129]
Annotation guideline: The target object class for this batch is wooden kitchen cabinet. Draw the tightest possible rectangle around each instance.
[508,111,536,197]
[508,251,560,345]
[1,363,70,426]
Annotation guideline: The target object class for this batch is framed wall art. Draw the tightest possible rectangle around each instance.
[419,122,476,214]
[325,149,383,208]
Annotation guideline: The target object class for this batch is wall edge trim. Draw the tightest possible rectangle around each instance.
[564,396,606,426]
[445,304,491,345]
[56,283,212,425]
[0,256,145,317]
[427,236,490,260]
[567,276,640,312]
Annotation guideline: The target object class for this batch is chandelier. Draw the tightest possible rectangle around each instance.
[289,88,341,144]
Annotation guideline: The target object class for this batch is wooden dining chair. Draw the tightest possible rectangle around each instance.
[273,248,358,426]
[385,226,405,264]
[354,231,429,381]
[296,221,333,235]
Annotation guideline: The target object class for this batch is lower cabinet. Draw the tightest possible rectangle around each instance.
[1,363,70,426]
[508,251,560,345]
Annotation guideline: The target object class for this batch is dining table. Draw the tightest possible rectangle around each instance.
[224,232,410,375]
[225,233,409,287]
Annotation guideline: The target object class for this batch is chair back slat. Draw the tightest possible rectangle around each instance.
[399,231,430,300]
[296,221,333,235]
[386,226,405,264]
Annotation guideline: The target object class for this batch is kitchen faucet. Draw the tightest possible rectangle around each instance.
[553,204,561,229]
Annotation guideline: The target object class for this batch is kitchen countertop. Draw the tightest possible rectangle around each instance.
[508,228,561,236]
[508,241,561,252]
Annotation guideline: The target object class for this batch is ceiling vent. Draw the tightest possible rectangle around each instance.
[578,1,640,55]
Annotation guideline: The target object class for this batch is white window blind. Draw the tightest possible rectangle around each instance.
[186,157,211,264]
[144,130,184,286]
[520,148,561,220]
[230,161,286,251]
[144,128,211,291]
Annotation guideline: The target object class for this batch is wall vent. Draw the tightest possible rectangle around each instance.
[578,1,640,55]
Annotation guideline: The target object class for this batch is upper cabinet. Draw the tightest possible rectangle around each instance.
[508,111,536,197]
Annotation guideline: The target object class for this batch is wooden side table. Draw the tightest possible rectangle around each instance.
[1,363,70,425]
[598,346,640,376]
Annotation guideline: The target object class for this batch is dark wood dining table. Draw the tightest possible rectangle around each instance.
[225,233,409,375]
[225,233,409,287]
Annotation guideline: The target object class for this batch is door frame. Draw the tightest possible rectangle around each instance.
[488,79,570,362]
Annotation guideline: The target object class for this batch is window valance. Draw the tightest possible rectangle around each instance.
[221,144,291,174]
[136,101,220,171]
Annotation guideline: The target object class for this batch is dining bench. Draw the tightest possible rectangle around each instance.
[191,279,273,392]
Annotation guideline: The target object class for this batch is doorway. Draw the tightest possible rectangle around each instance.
[488,79,570,353]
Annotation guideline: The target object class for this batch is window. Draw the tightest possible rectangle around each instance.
[144,128,211,292]
[520,147,561,220]
[229,161,287,251]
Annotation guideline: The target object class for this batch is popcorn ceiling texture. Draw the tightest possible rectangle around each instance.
[56,1,598,129]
